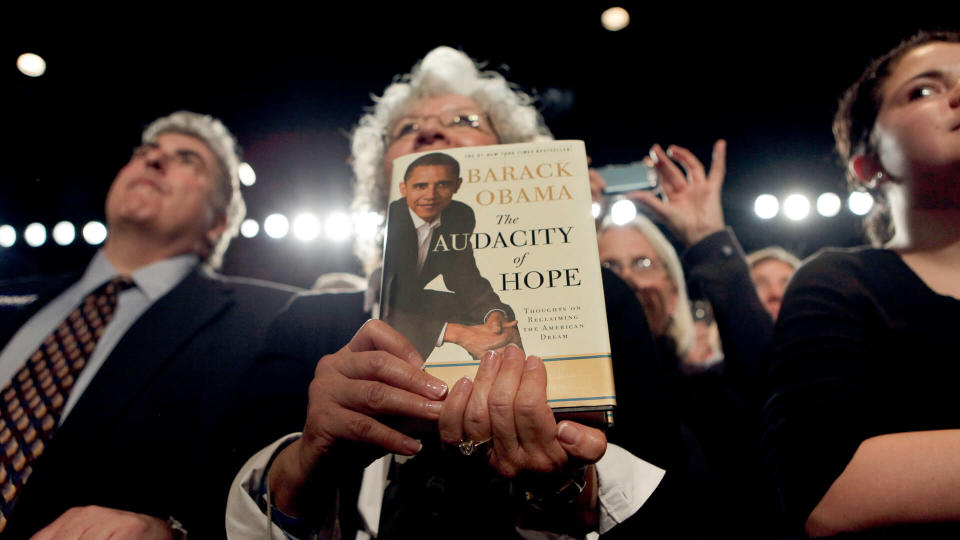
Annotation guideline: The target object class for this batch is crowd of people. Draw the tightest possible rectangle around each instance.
[0,29,957,539]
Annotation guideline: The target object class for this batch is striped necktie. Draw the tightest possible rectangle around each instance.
[0,276,133,531]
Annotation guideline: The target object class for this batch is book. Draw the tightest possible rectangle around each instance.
[380,141,614,421]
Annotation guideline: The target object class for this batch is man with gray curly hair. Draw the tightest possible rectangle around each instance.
[0,111,313,538]
[139,110,246,269]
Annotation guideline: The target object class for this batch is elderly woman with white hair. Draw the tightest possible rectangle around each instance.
[227,47,692,540]
[600,141,783,537]
[597,215,696,361]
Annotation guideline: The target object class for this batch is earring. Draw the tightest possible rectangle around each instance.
[866,170,884,189]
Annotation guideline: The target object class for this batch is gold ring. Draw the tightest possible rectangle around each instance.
[458,437,492,456]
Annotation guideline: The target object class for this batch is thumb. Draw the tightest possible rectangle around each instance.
[557,421,607,464]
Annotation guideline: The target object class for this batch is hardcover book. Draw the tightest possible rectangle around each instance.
[380,141,614,420]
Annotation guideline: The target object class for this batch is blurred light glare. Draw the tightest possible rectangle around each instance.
[601,7,630,31]
[849,191,874,216]
[783,194,811,221]
[325,212,353,242]
[52,221,76,246]
[24,223,46,247]
[240,219,259,238]
[591,202,601,219]
[353,211,384,241]
[238,162,256,186]
[817,193,842,217]
[82,221,107,245]
[292,213,321,242]
[17,53,46,77]
[610,199,637,225]
[754,194,779,219]
[264,214,290,239]
[0,225,15,248]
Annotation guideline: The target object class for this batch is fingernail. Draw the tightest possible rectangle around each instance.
[557,422,582,445]
[504,343,524,360]
[426,380,448,399]
[403,438,423,455]
[648,147,659,165]
[479,350,501,373]
[524,355,542,371]
[666,146,675,158]
[425,401,443,415]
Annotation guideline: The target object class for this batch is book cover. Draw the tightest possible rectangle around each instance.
[380,141,614,416]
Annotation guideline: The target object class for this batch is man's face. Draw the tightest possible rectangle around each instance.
[105,132,225,253]
[750,258,795,320]
[399,164,462,222]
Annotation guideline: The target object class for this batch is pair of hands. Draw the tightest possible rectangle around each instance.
[268,320,605,517]
[590,140,728,247]
[444,310,523,359]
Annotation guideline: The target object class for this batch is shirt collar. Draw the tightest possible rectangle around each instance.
[408,207,441,230]
[78,250,199,301]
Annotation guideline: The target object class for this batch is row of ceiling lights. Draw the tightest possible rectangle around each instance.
[0,211,385,249]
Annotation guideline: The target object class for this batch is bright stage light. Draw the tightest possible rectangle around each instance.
[238,162,256,186]
[353,211,384,241]
[817,193,842,217]
[83,221,107,245]
[849,191,874,216]
[610,199,637,225]
[17,53,46,77]
[240,219,259,238]
[601,7,630,31]
[264,214,289,239]
[292,213,321,242]
[0,225,15,248]
[24,223,46,247]
[325,212,353,242]
[783,194,810,221]
[52,221,76,246]
[591,202,601,219]
[754,194,779,219]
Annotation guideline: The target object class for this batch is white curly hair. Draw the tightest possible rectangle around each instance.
[351,46,553,274]
[143,111,245,269]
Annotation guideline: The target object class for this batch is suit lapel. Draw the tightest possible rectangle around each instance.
[55,268,233,439]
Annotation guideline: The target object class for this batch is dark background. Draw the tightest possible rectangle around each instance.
[4,7,955,287]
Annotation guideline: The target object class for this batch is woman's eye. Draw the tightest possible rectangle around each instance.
[393,121,418,138]
[908,85,935,101]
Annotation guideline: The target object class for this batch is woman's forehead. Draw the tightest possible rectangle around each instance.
[881,42,960,98]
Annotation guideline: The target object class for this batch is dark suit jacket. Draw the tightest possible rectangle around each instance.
[0,266,361,538]
[381,198,513,358]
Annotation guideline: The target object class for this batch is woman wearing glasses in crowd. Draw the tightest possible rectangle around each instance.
[762,30,960,537]
[228,46,699,539]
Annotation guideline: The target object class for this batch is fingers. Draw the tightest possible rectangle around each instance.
[463,350,501,441]
[319,407,423,456]
[588,168,606,202]
[439,377,473,444]
[348,319,422,367]
[514,356,557,449]
[649,144,687,196]
[557,421,608,465]
[665,144,706,185]
[337,350,447,400]
[333,378,443,420]
[488,344,525,464]
[708,139,727,186]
